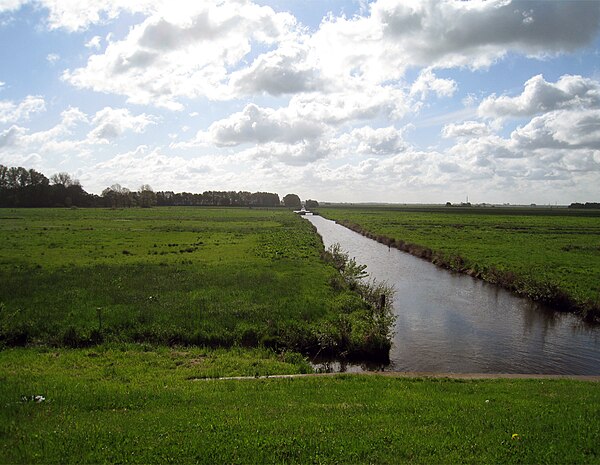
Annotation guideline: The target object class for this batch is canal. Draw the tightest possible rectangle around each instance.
[305,214,600,375]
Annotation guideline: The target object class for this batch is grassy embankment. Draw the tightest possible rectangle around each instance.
[1,346,599,464]
[319,206,600,321]
[0,207,390,358]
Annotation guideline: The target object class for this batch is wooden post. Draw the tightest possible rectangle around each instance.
[97,307,103,331]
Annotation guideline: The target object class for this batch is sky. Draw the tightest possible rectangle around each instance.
[1,0,600,204]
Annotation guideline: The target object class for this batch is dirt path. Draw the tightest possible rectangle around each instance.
[195,372,600,382]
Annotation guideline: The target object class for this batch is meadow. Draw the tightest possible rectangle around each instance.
[1,346,598,464]
[319,206,600,320]
[0,207,389,358]
[2,206,599,463]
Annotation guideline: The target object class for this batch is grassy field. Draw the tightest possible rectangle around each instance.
[1,346,599,464]
[319,206,600,319]
[0,207,389,358]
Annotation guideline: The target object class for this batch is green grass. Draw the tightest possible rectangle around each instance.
[1,346,598,464]
[0,207,387,357]
[319,206,600,318]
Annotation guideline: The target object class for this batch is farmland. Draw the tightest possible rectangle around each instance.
[318,206,600,320]
[0,207,389,358]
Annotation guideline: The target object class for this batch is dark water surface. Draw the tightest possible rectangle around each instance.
[305,215,600,375]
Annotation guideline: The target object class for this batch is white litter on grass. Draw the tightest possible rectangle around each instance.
[20,395,45,403]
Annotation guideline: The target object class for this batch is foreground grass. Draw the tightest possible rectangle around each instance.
[320,206,600,319]
[0,207,388,357]
[1,346,599,464]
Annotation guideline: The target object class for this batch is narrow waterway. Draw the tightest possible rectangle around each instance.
[305,215,600,375]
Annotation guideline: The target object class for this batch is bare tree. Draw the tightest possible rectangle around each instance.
[50,172,79,187]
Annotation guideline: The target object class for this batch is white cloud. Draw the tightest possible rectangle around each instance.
[0,0,28,12]
[63,1,297,109]
[310,0,600,86]
[0,106,157,166]
[288,85,409,125]
[229,42,323,96]
[410,69,457,99]
[85,35,102,50]
[511,109,600,150]
[88,107,157,143]
[479,74,600,118]
[80,145,225,193]
[442,121,490,139]
[32,0,156,32]
[203,103,325,147]
[0,95,45,124]
[333,126,407,156]
[46,53,60,64]
[0,124,27,149]
[58,1,600,111]
[0,107,88,166]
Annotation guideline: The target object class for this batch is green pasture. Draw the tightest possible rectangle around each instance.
[319,206,600,316]
[1,346,598,464]
[0,207,384,356]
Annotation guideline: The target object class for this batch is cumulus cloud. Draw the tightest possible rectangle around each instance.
[88,107,156,143]
[229,42,323,96]
[311,0,600,85]
[85,35,102,50]
[0,125,26,149]
[377,0,600,66]
[54,0,600,110]
[63,1,297,109]
[6,0,157,32]
[0,107,87,164]
[202,103,325,147]
[0,95,46,124]
[0,0,28,13]
[511,109,600,150]
[410,69,457,99]
[0,106,156,165]
[442,121,491,138]
[78,145,235,194]
[333,126,407,156]
[479,74,600,117]
[288,85,410,125]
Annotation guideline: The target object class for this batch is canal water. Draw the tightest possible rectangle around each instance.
[305,215,600,375]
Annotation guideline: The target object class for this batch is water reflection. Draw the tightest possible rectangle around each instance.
[305,215,600,375]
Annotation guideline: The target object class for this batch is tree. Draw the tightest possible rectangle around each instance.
[50,172,78,187]
[305,199,319,209]
[102,184,134,208]
[138,184,157,208]
[282,193,301,209]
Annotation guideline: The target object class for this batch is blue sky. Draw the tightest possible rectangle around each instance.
[1,0,600,204]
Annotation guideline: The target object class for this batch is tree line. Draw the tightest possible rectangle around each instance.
[0,164,316,209]
[568,202,600,209]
